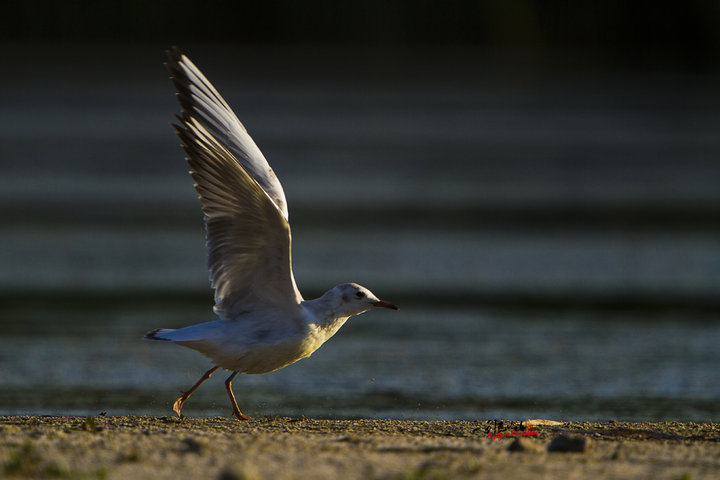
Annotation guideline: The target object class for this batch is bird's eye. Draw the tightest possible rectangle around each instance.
[356,291,366,298]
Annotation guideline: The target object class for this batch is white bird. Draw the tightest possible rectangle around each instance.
[144,48,398,421]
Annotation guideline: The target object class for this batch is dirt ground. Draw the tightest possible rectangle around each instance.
[1,415,718,479]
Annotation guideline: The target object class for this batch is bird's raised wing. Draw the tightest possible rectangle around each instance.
[173,115,303,320]
[166,47,289,220]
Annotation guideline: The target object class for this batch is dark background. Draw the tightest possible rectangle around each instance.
[3,0,720,70]
[1,1,719,420]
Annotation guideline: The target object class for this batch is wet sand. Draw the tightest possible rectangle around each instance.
[1,416,718,479]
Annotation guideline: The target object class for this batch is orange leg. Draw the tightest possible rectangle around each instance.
[172,366,219,418]
[225,371,252,420]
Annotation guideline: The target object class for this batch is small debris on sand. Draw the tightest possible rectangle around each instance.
[548,433,592,452]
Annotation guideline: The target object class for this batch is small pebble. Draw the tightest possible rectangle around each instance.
[181,437,203,454]
[217,469,240,480]
[217,466,259,480]
[547,434,591,452]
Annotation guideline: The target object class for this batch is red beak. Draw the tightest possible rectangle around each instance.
[373,299,399,310]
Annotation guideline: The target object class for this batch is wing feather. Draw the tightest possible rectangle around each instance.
[166,47,289,220]
[172,110,303,320]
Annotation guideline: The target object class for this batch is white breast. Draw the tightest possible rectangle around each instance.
[184,314,350,374]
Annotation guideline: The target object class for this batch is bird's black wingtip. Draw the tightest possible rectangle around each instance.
[143,328,172,342]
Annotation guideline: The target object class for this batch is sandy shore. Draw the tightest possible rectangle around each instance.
[1,415,718,479]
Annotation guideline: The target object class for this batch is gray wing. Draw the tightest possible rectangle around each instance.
[166,47,289,220]
[173,116,303,319]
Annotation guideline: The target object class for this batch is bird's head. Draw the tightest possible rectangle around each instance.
[325,283,398,317]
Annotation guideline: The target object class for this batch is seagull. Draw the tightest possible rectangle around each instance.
[143,48,398,421]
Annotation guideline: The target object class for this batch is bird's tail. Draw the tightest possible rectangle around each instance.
[142,328,176,342]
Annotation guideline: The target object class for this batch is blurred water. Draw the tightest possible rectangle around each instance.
[1,300,718,421]
[0,44,719,420]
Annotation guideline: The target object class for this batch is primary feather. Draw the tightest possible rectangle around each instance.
[166,47,289,220]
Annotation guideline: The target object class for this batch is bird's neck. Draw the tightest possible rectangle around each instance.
[300,297,349,343]
[301,295,346,327]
